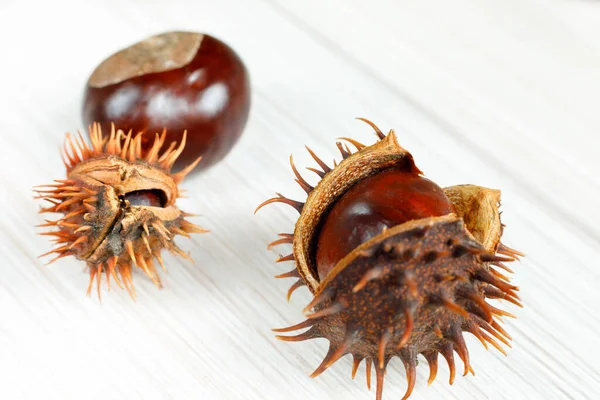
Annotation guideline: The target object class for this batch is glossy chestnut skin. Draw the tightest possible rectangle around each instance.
[315,168,455,280]
[82,32,251,172]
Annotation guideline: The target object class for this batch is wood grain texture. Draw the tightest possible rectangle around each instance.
[0,0,599,399]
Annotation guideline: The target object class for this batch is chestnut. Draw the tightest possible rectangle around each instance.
[82,31,251,172]
[315,169,456,280]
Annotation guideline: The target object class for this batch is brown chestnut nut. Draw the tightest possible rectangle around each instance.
[256,119,524,400]
[315,169,456,281]
[82,31,251,172]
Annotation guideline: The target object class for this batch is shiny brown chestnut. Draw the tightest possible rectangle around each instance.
[82,31,251,171]
[315,169,456,281]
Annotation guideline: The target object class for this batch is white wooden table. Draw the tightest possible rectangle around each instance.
[1,1,599,399]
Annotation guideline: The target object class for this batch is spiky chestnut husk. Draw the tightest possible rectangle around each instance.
[35,123,207,299]
[256,119,523,400]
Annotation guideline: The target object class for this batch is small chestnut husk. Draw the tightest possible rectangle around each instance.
[35,124,208,299]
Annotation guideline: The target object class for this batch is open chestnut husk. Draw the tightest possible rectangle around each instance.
[34,124,207,299]
[82,31,251,172]
[256,119,523,400]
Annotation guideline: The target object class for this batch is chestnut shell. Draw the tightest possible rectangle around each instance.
[257,120,523,400]
[35,124,207,298]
